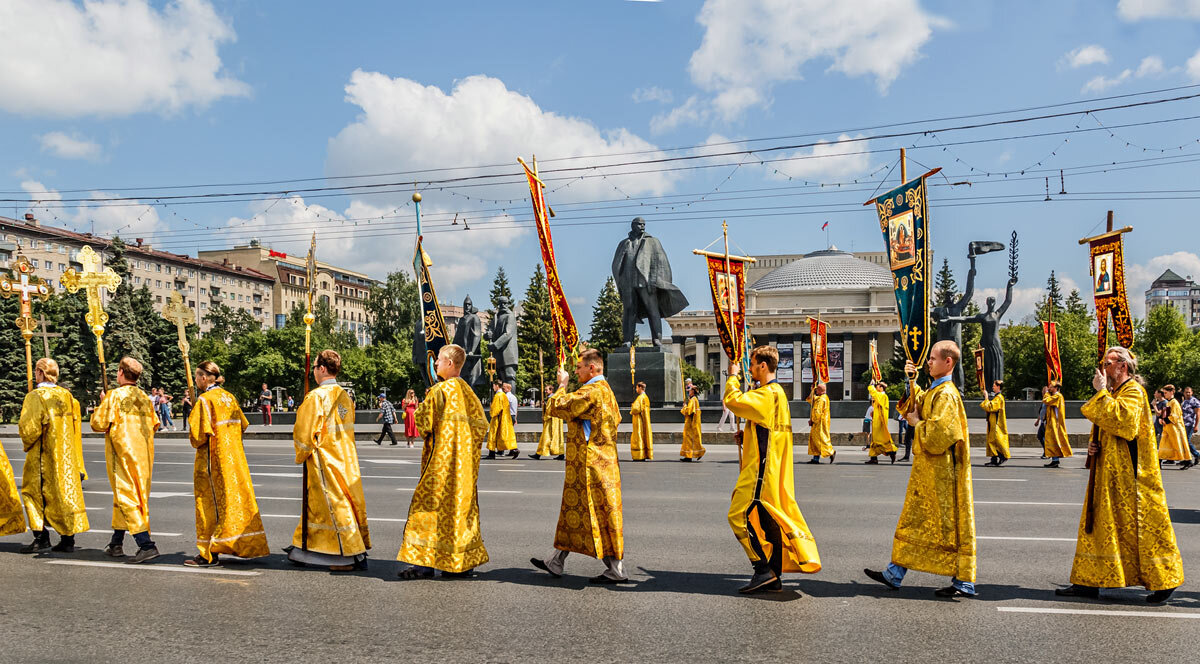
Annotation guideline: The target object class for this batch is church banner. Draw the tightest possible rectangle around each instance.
[873,176,932,367]
[808,318,829,384]
[413,239,449,387]
[1042,321,1062,386]
[521,159,579,365]
[705,255,747,362]
[974,347,987,393]
[1087,231,1134,363]
[869,339,882,382]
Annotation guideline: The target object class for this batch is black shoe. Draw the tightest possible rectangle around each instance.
[806,458,821,464]
[441,569,476,579]
[375,439,381,445]
[864,568,900,590]
[50,540,75,553]
[530,557,562,578]
[183,555,220,567]
[998,457,1008,466]
[484,452,497,460]
[934,586,976,598]
[589,574,631,585]
[1164,460,1176,465]
[390,441,397,446]
[554,455,565,460]
[888,452,896,464]
[528,454,542,460]
[737,570,780,594]
[103,544,125,558]
[1147,588,1176,604]
[830,451,837,463]
[681,457,693,462]
[898,456,909,462]
[1044,460,1060,468]
[19,538,51,554]
[507,449,519,458]
[126,546,160,564]
[1054,584,1099,598]
[864,458,879,465]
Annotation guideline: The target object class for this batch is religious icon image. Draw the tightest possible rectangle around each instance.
[887,210,916,270]
[1093,252,1114,296]
[716,272,738,313]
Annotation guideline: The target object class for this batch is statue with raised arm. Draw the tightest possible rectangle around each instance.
[453,295,483,388]
[611,217,689,347]
[968,234,1019,389]
[484,296,518,385]
[931,241,1004,389]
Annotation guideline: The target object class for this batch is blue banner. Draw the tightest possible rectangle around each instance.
[874,176,931,367]
[413,239,448,387]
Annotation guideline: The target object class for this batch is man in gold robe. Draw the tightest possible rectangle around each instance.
[187,360,270,567]
[630,381,653,461]
[531,349,629,584]
[0,437,25,537]
[1056,347,1185,603]
[981,379,1010,466]
[91,357,160,563]
[680,385,705,461]
[1042,381,1072,467]
[726,346,821,593]
[1157,385,1191,468]
[287,349,371,572]
[866,380,896,464]
[398,345,490,579]
[71,397,87,482]
[866,341,977,598]
[485,380,518,460]
[530,385,565,460]
[806,382,833,464]
[18,358,88,553]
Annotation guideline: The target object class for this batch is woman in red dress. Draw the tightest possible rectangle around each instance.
[403,389,420,448]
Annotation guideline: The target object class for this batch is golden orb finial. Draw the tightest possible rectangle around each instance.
[412,192,422,203]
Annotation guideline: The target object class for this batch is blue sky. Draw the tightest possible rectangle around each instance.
[3,0,1200,335]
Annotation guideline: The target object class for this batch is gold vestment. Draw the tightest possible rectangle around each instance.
[980,394,1010,459]
[536,388,565,457]
[1043,392,1073,457]
[71,397,87,481]
[1158,399,1189,461]
[487,392,516,452]
[807,393,832,457]
[630,392,653,461]
[20,384,89,535]
[1,440,27,536]
[868,384,896,455]
[680,396,705,459]
[91,384,158,534]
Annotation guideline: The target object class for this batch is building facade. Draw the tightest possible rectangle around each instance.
[199,242,379,345]
[666,248,899,401]
[1145,269,1200,329]
[1,214,275,332]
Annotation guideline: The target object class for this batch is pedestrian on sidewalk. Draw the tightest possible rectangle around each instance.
[1179,386,1200,463]
[374,394,398,446]
[402,389,419,448]
[259,383,273,426]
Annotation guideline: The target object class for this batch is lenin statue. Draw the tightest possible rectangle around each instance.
[611,217,689,346]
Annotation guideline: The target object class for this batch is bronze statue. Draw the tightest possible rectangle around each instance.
[931,241,1002,389]
[611,217,689,346]
[484,296,518,384]
[453,295,483,388]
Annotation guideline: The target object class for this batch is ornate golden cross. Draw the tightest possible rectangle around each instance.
[162,290,195,401]
[486,356,497,382]
[61,245,122,391]
[0,254,52,391]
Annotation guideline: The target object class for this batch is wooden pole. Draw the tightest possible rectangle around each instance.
[900,147,907,183]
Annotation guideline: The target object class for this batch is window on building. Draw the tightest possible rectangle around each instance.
[156,295,162,303]
[30,258,38,268]
[58,263,65,272]
[156,280,162,288]
[189,300,195,308]
[201,273,208,281]
[189,286,194,293]
[156,264,161,272]
[201,302,207,310]
[30,240,39,249]
[135,277,141,285]
[59,245,66,254]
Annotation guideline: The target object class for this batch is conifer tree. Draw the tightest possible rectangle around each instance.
[102,238,152,387]
[516,264,554,396]
[489,266,512,311]
[589,277,624,356]
[43,290,100,407]
[934,258,958,308]
[0,289,27,421]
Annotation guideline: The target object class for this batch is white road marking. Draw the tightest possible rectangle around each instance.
[361,475,419,480]
[255,496,301,501]
[45,560,259,576]
[360,459,416,465]
[395,488,522,494]
[83,490,192,499]
[978,536,1075,542]
[250,472,301,478]
[998,607,1200,619]
[151,532,184,537]
[975,501,1080,506]
[973,478,1028,482]
[260,514,407,523]
[496,469,562,473]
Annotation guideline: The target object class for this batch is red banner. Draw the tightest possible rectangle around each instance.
[705,255,747,362]
[1042,321,1062,386]
[1087,232,1134,363]
[521,160,579,365]
[808,318,829,384]
[869,339,882,382]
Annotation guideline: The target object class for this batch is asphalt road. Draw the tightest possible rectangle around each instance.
[1,436,1197,663]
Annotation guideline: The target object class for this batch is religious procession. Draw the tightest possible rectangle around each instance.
[3,3,1200,661]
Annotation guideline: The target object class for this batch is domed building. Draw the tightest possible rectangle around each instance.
[666,248,899,401]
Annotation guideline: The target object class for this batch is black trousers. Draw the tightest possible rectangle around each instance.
[375,422,398,445]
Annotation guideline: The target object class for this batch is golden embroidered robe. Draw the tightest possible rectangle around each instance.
[536,388,565,457]
[487,391,516,452]
[1043,391,1073,457]
[1158,399,1189,462]
[398,378,490,572]
[680,396,705,459]
[630,392,653,461]
[890,379,976,583]
[867,384,896,455]
[91,385,158,534]
[20,384,89,535]
[547,379,624,559]
[190,386,269,562]
[71,397,87,481]
[807,393,832,457]
[1,440,27,536]
[292,382,370,557]
[1072,380,1184,590]
[725,377,821,573]
[980,394,1010,459]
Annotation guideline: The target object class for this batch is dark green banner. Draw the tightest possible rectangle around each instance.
[873,176,932,367]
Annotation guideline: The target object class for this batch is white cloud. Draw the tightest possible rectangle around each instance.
[1125,251,1200,318]
[0,0,248,117]
[20,180,161,237]
[38,131,102,160]
[1136,55,1166,77]
[1118,0,1200,20]
[632,86,673,104]
[1082,69,1132,93]
[650,95,710,134]
[684,0,946,123]
[1061,45,1110,69]
[1081,54,1170,93]
[767,134,871,179]
[1187,48,1200,81]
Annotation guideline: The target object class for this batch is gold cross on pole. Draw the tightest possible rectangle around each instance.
[61,245,122,392]
[162,290,195,401]
[0,254,52,391]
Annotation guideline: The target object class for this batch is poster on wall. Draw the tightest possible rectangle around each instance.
[802,341,843,383]
[777,342,794,383]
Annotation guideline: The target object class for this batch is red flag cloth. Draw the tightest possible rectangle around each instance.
[974,347,986,393]
[521,161,579,365]
[705,255,747,362]
[1042,321,1062,386]
[808,318,829,384]
[869,339,882,382]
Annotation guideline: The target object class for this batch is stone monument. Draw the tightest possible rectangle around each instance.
[453,295,483,389]
[484,296,517,385]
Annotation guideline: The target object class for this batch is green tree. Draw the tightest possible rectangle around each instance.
[960,300,984,398]
[589,277,623,356]
[488,266,512,311]
[365,270,418,345]
[681,359,715,395]
[203,301,259,342]
[516,264,555,396]
[101,237,152,387]
[1064,288,1089,317]
[1136,304,1200,391]
[43,290,100,407]
[1037,270,1065,321]
[934,258,957,308]
[0,290,27,421]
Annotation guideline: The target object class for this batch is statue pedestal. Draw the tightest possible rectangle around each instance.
[607,346,684,405]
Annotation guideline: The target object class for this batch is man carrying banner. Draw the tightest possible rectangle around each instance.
[807,382,834,464]
[630,381,653,461]
[680,385,706,461]
[725,346,821,593]
[1056,347,1184,603]
[980,380,1010,467]
[866,380,896,464]
[531,385,565,460]
[485,380,518,460]
[865,340,977,598]
[1042,382,1072,468]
